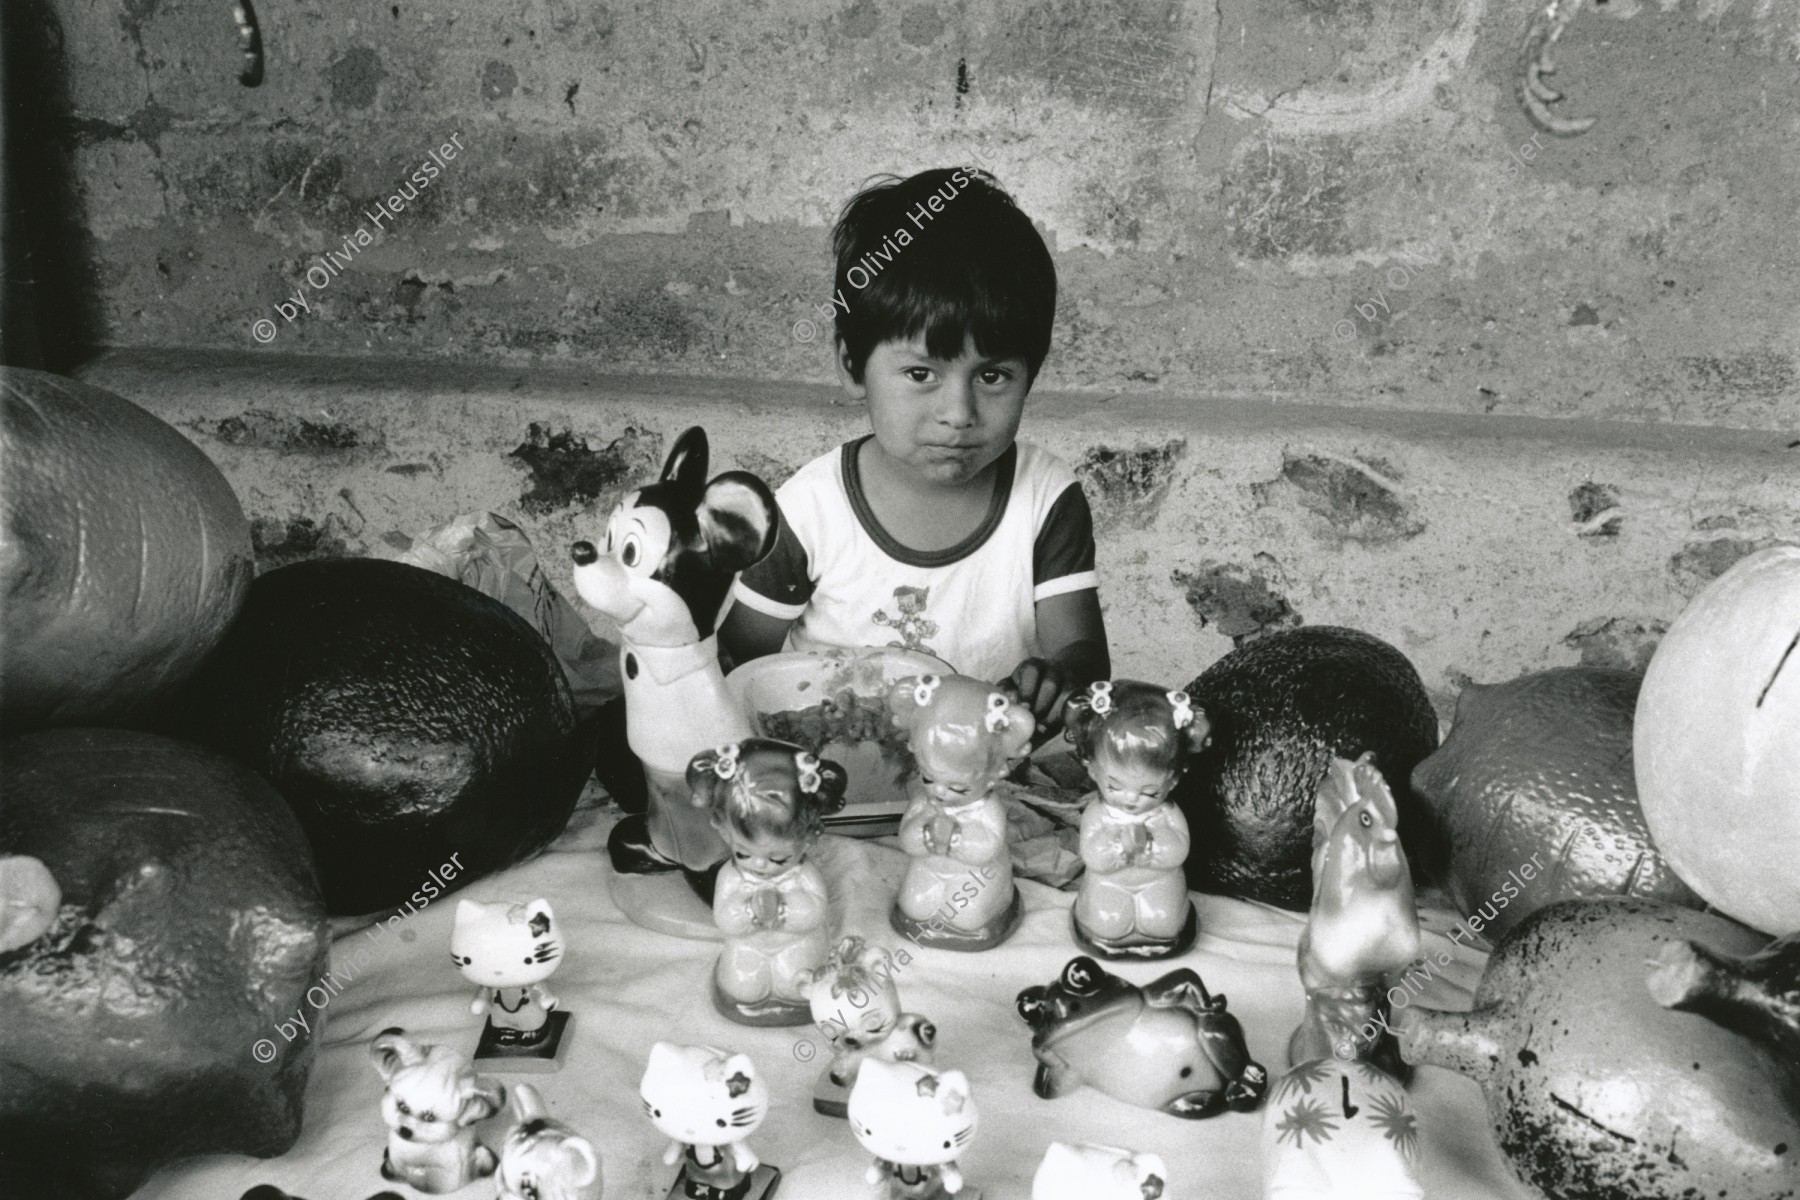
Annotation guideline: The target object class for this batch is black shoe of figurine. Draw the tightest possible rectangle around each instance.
[608,815,681,874]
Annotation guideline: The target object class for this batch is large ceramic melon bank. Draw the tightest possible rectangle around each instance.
[1635,545,1800,934]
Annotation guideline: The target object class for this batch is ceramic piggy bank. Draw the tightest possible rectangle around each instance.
[802,935,938,1117]
[369,1028,504,1194]
[639,1042,780,1200]
[1288,755,1420,1079]
[451,898,573,1071]
[496,1082,603,1200]
[1016,956,1268,1118]
[1064,681,1207,959]
[888,674,1034,950]
[1032,1142,1169,1200]
[687,740,847,1025]
[570,427,777,878]
[848,1059,979,1200]
[1260,1059,1421,1200]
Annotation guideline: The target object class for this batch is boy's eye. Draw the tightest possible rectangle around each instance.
[978,367,1012,385]
[903,367,933,383]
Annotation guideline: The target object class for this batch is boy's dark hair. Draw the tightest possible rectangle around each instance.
[831,168,1056,385]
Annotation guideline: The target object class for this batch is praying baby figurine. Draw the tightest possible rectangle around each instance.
[887,674,1034,950]
[687,739,848,1025]
[640,1042,780,1200]
[849,1059,980,1200]
[451,897,574,1072]
[802,935,938,1117]
[1064,681,1207,959]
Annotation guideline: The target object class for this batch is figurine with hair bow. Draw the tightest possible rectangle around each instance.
[1064,680,1209,959]
[887,673,1035,951]
[687,738,848,1025]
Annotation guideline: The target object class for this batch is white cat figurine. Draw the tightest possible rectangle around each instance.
[451,898,571,1068]
[1033,1142,1169,1200]
[496,1082,603,1200]
[640,1042,780,1200]
[848,1059,979,1200]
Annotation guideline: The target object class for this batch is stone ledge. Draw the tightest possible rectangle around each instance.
[73,349,1800,715]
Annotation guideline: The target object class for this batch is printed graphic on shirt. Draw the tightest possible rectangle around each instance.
[871,585,941,656]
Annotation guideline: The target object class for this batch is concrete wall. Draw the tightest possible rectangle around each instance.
[37,0,1800,428]
[76,350,1800,720]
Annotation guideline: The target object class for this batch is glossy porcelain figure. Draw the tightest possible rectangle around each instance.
[887,674,1034,950]
[1288,755,1420,1080]
[570,427,777,876]
[369,1028,505,1194]
[803,935,938,1117]
[452,899,562,1045]
[640,1042,780,1200]
[687,739,847,1025]
[849,1059,980,1200]
[496,1082,604,1200]
[1032,1143,1169,1200]
[1261,1058,1422,1200]
[1064,681,1206,959]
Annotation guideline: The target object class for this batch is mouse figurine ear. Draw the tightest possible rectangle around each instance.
[699,472,778,574]
[661,426,710,503]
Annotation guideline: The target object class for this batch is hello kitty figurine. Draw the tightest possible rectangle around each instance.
[1287,755,1421,1080]
[802,935,938,1117]
[685,739,847,1025]
[451,898,573,1071]
[640,1042,781,1200]
[496,1083,604,1200]
[1064,681,1207,959]
[848,1059,979,1200]
[887,674,1034,950]
[1032,1143,1170,1200]
[370,1028,505,1193]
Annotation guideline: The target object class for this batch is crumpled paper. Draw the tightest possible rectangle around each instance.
[374,512,621,713]
[996,777,1089,888]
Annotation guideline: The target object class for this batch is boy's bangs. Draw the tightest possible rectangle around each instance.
[880,257,1043,368]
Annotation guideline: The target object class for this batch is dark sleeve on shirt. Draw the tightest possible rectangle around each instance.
[1033,482,1098,586]
[734,501,815,613]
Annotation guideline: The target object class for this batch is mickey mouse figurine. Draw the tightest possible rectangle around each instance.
[1064,681,1208,959]
[687,738,848,1026]
[887,673,1035,951]
[570,427,777,880]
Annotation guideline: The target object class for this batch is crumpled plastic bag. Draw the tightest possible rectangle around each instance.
[374,512,621,713]
[995,777,1088,889]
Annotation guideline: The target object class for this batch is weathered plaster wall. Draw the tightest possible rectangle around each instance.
[76,350,1800,719]
[41,0,1800,428]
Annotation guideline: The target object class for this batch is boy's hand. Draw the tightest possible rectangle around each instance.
[1002,657,1073,730]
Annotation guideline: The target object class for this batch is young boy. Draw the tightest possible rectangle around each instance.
[722,168,1109,731]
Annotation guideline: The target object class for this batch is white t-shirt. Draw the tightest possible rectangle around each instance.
[731,438,1099,682]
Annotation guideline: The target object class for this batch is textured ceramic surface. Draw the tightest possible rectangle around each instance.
[1414,667,1700,942]
[1636,545,1800,935]
[173,558,589,915]
[0,728,329,1199]
[1397,897,1798,1200]
[0,368,252,732]
[1174,627,1440,911]
[1648,928,1800,1070]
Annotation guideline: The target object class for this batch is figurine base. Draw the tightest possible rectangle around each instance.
[710,974,814,1027]
[664,1162,781,1200]
[890,886,1024,952]
[812,1068,850,1118]
[1070,901,1198,961]
[611,870,726,941]
[473,1009,573,1074]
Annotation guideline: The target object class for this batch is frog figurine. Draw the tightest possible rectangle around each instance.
[1064,681,1208,959]
[887,674,1034,951]
[1016,956,1268,1119]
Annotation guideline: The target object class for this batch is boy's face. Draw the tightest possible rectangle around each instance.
[840,337,1030,488]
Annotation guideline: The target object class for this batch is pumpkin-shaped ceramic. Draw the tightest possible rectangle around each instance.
[1635,545,1800,935]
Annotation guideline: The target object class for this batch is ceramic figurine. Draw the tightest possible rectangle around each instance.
[640,1042,780,1200]
[802,935,938,1117]
[451,898,574,1071]
[370,1028,505,1194]
[1017,956,1267,1118]
[570,426,778,877]
[1288,755,1420,1080]
[685,740,847,1025]
[1260,1059,1422,1200]
[495,1082,604,1200]
[1063,681,1207,959]
[1648,928,1800,1070]
[1031,1142,1169,1200]
[886,674,1034,950]
[848,1059,979,1200]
